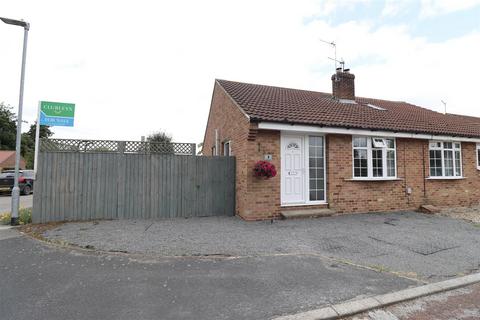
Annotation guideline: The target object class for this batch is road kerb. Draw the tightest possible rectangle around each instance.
[272,272,480,320]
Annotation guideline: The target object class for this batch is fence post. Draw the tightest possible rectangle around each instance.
[192,143,196,155]
[118,141,126,154]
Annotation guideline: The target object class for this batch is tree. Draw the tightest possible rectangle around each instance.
[21,122,53,168]
[147,131,172,144]
[0,102,17,150]
[146,130,174,154]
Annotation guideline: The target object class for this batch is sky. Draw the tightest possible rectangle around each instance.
[1,0,480,145]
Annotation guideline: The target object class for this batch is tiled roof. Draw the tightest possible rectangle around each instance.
[217,79,480,138]
[0,151,15,164]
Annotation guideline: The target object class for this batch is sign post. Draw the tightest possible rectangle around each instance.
[34,101,75,177]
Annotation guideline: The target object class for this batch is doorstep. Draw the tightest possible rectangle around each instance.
[280,208,335,219]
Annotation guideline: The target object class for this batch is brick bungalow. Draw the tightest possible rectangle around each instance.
[202,70,480,220]
[0,151,26,172]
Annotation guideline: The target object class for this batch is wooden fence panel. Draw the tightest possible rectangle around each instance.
[33,152,235,223]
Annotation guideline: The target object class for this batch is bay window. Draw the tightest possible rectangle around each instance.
[352,136,396,179]
[429,141,462,178]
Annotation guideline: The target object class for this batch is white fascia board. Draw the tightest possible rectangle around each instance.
[258,122,480,143]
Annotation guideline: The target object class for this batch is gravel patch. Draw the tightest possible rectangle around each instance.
[438,205,480,224]
[42,211,480,280]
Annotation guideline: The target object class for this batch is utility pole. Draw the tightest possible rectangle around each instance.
[1,17,30,225]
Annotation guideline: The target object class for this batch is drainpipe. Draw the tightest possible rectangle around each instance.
[422,142,427,201]
[215,129,219,156]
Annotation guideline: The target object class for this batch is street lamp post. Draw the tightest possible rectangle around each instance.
[1,17,30,226]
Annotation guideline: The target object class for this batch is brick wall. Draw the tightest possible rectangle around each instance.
[327,135,480,213]
[202,81,251,216]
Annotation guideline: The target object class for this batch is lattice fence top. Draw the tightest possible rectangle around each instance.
[41,138,196,155]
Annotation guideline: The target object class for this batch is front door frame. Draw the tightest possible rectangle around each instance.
[281,132,327,206]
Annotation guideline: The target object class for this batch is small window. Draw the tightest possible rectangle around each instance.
[477,144,480,170]
[366,103,387,111]
[429,141,462,177]
[211,146,216,156]
[223,141,231,156]
[372,138,387,148]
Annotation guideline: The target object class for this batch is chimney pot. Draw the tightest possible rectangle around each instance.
[332,70,355,100]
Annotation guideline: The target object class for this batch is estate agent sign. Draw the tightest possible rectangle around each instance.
[34,100,76,176]
[39,101,75,127]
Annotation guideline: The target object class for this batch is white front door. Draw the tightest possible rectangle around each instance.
[281,135,305,204]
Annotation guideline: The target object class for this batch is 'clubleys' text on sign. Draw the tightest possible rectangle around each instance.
[39,101,75,127]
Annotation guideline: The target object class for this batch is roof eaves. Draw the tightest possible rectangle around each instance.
[257,119,480,140]
[215,79,250,121]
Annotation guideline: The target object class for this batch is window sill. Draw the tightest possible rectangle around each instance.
[425,176,466,180]
[345,178,404,182]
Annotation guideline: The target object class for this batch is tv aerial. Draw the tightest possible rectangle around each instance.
[319,39,346,81]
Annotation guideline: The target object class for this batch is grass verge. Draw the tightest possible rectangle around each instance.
[0,207,32,225]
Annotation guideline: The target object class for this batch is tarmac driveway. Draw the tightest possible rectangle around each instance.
[44,211,480,282]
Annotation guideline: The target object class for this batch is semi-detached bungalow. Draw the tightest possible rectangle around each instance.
[202,70,480,220]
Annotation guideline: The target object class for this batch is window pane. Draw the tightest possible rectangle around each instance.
[372,138,385,148]
[353,149,368,177]
[223,142,230,156]
[309,136,324,201]
[444,150,453,176]
[444,142,452,149]
[478,149,480,167]
[353,137,367,148]
[386,139,395,149]
[387,150,395,177]
[455,150,461,176]
[372,149,383,177]
[430,150,442,176]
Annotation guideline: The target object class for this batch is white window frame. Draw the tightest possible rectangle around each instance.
[306,135,327,204]
[477,143,480,170]
[428,141,462,178]
[223,140,231,156]
[352,136,397,180]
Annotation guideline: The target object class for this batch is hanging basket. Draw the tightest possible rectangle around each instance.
[253,160,277,179]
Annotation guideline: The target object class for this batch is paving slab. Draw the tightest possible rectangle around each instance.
[349,282,480,320]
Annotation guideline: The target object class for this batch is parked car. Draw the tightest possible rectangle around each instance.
[0,170,35,195]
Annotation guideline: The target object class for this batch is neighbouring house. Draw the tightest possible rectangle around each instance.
[0,151,26,172]
[203,70,480,220]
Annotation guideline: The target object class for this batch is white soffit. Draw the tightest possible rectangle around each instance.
[257,122,480,143]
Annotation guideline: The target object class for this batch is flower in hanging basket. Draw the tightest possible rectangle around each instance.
[253,160,277,179]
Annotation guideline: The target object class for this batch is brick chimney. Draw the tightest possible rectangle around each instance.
[331,70,355,100]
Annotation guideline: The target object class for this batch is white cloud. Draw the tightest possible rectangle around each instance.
[317,0,372,16]
[0,0,479,145]
[420,0,480,18]
[382,0,410,17]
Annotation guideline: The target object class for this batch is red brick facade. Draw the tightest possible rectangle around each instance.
[203,81,480,220]
[327,135,480,214]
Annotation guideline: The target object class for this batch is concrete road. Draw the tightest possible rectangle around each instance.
[0,228,415,320]
[0,194,33,213]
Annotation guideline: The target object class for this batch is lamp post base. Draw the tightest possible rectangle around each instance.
[10,186,20,226]
[10,217,20,226]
